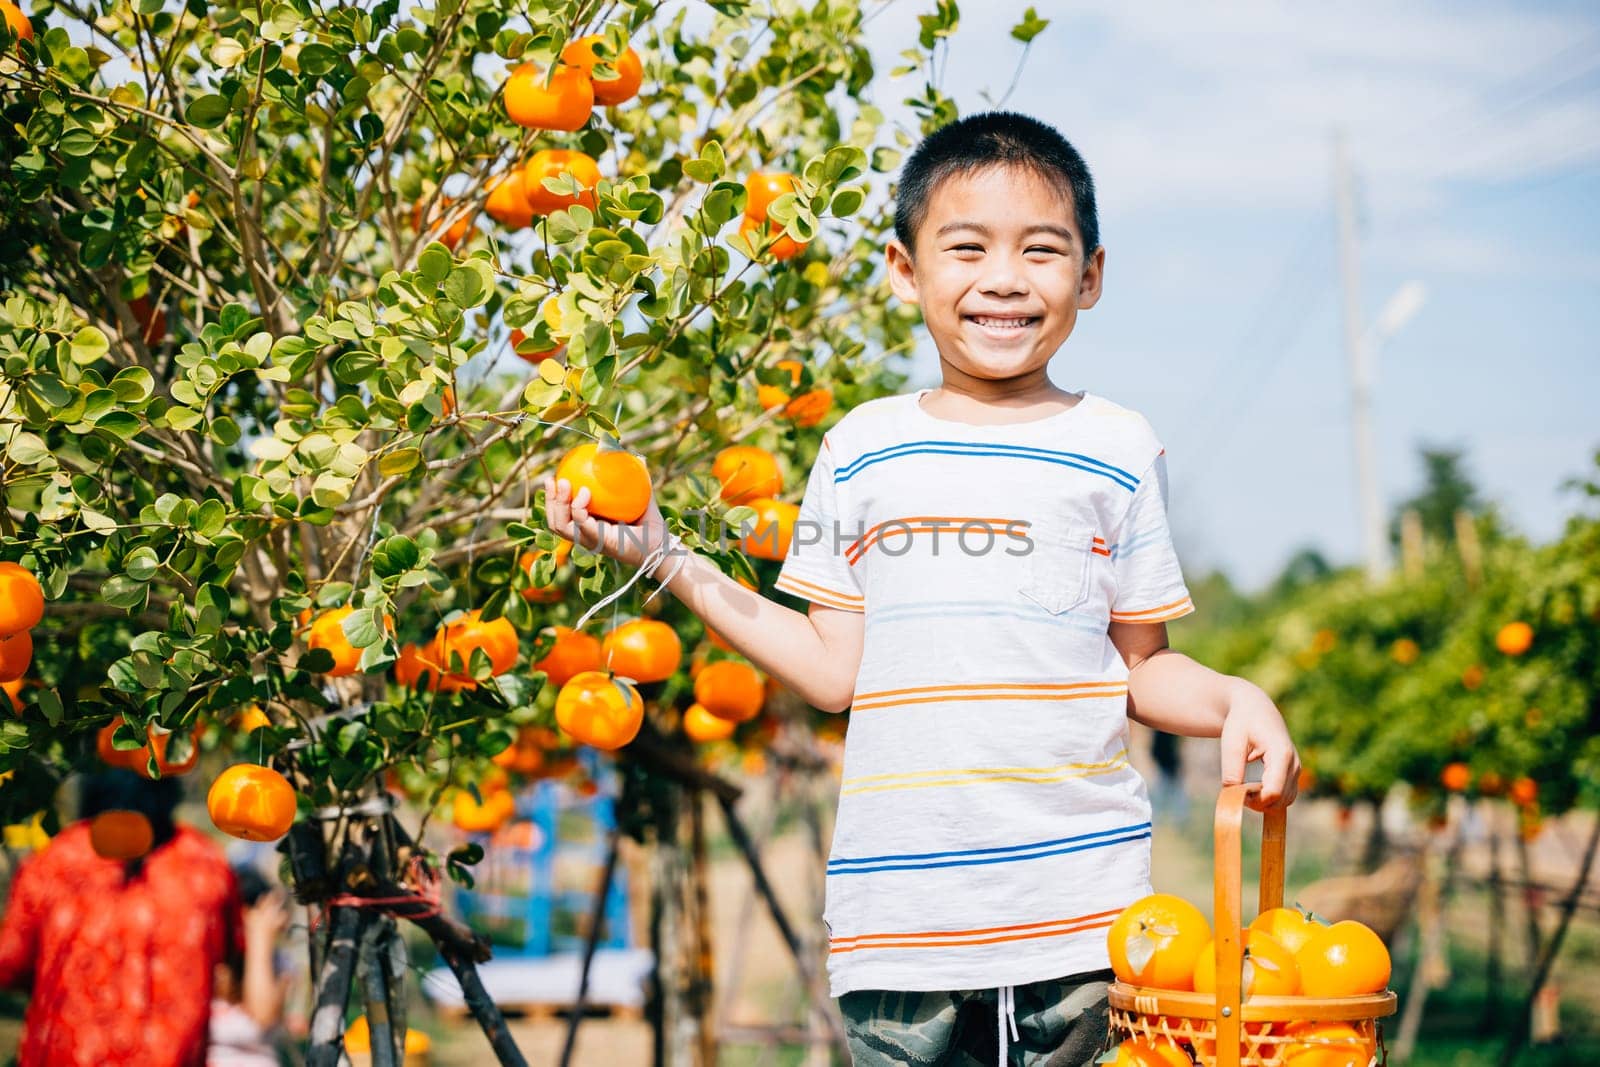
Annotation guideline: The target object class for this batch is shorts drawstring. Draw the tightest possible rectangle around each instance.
[997,983,1019,1065]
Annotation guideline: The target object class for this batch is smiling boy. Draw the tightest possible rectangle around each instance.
[544,111,1300,1065]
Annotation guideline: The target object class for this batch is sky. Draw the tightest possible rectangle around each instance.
[861,0,1600,589]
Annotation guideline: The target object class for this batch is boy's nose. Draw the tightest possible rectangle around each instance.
[977,256,1029,298]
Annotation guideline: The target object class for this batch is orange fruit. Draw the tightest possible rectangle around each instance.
[744,172,797,225]
[1106,893,1211,991]
[1294,920,1391,997]
[431,609,520,684]
[232,705,271,733]
[534,625,604,688]
[128,294,167,346]
[523,149,601,215]
[555,671,644,750]
[503,62,593,131]
[739,498,798,561]
[783,387,833,427]
[0,629,30,683]
[1440,762,1471,792]
[510,327,562,364]
[2,0,33,43]
[1107,1038,1190,1067]
[492,726,549,776]
[0,562,44,636]
[739,214,806,261]
[1495,621,1534,656]
[207,764,298,841]
[306,606,385,677]
[601,618,682,682]
[411,195,475,250]
[682,702,737,743]
[485,171,535,230]
[97,718,143,770]
[561,36,643,106]
[1390,637,1420,665]
[1193,928,1301,996]
[141,728,199,778]
[1509,776,1539,807]
[2,677,23,714]
[89,811,154,861]
[394,642,445,690]
[757,359,803,409]
[452,787,516,833]
[343,1016,432,1055]
[554,441,652,523]
[712,445,783,504]
[1280,1021,1374,1067]
[1249,907,1321,956]
[694,660,765,723]
[518,547,569,603]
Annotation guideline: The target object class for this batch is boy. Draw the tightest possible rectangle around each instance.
[543,111,1299,1066]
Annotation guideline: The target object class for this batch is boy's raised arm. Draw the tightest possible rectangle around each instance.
[542,474,863,714]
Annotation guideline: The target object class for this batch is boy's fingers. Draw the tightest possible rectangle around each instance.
[1219,722,1248,787]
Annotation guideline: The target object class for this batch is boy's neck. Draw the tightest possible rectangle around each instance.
[920,369,1082,425]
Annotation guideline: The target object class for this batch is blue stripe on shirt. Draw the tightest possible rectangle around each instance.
[836,440,1139,491]
[828,821,1152,871]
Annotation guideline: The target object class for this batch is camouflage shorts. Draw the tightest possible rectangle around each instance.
[838,969,1114,1066]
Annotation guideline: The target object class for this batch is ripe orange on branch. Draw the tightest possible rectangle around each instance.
[739,498,798,561]
[682,703,736,743]
[1106,892,1211,991]
[743,172,797,224]
[207,764,298,841]
[410,195,476,250]
[739,214,806,261]
[601,618,682,682]
[523,149,601,216]
[561,36,644,105]
[533,626,604,688]
[713,445,783,504]
[503,62,593,131]
[555,441,652,524]
[306,606,390,677]
[452,787,515,833]
[485,171,535,230]
[2,1,32,43]
[1495,620,1534,656]
[0,630,30,683]
[694,660,765,723]
[1440,762,1471,792]
[430,609,519,685]
[0,562,44,636]
[555,671,644,751]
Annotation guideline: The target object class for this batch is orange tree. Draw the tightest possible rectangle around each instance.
[0,0,1055,1060]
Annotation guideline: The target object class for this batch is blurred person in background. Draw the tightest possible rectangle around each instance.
[207,865,290,1067]
[0,769,242,1067]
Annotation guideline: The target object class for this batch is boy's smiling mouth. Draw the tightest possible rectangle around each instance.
[964,314,1040,333]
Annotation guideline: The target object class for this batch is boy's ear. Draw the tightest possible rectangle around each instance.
[1077,245,1106,310]
[885,238,920,305]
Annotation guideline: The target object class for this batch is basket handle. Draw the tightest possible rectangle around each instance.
[1212,783,1288,1067]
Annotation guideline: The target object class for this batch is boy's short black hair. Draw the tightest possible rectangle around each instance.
[893,110,1099,259]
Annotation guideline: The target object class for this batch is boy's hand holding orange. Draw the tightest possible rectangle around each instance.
[542,442,671,571]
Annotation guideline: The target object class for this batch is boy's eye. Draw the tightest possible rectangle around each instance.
[1026,246,1064,256]
[947,243,983,253]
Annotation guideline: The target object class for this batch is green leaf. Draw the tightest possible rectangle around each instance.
[830,187,865,218]
[342,607,386,650]
[1010,7,1050,43]
[68,326,109,365]
[378,448,421,476]
[123,546,160,581]
[444,265,485,308]
[110,366,155,402]
[186,93,231,128]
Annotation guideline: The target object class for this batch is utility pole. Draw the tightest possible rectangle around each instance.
[1334,129,1390,582]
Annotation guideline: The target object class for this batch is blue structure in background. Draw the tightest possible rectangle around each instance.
[453,750,632,958]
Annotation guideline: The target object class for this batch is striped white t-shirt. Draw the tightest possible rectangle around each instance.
[774,388,1195,996]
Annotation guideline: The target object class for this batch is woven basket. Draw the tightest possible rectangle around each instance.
[1107,784,1397,1066]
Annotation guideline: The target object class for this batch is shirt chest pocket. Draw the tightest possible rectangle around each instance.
[1018,517,1096,615]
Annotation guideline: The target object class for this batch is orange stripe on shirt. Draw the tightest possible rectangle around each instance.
[852,685,1126,712]
[774,577,864,612]
[830,918,1118,954]
[828,908,1122,947]
[854,680,1125,701]
[844,516,1026,564]
[775,574,864,603]
[1109,596,1193,619]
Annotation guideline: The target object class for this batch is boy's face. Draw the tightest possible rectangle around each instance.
[886,165,1103,387]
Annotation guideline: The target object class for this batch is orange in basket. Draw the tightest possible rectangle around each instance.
[1106,784,1397,1067]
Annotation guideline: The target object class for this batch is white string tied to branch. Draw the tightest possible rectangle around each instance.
[571,527,689,633]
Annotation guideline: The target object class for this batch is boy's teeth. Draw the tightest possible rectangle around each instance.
[972,316,1032,328]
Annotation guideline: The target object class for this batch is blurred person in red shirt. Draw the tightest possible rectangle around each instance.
[0,769,243,1067]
